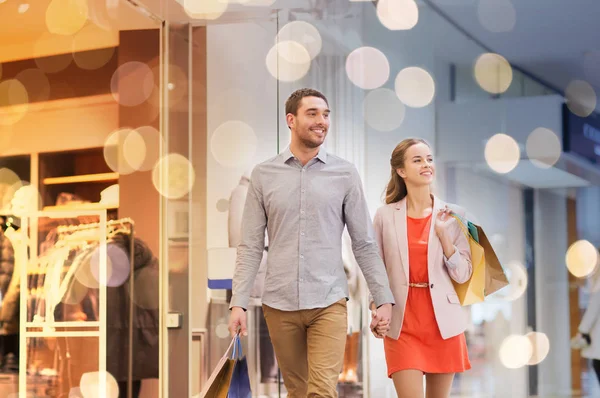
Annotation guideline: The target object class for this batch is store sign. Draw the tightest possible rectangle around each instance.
[563,104,600,164]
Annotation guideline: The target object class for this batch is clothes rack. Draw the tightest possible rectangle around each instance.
[18,210,136,398]
[54,216,136,398]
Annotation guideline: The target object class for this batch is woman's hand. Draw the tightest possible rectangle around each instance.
[370,308,390,338]
[434,206,454,239]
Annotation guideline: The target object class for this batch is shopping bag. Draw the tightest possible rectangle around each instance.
[450,214,486,306]
[476,226,509,296]
[200,336,237,398]
[200,334,252,398]
[228,336,252,398]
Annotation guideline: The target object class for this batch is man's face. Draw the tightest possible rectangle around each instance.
[287,96,330,149]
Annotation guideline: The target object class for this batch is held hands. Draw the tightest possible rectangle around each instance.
[228,307,248,337]
[434,206,454,239]
[370,303,392,339]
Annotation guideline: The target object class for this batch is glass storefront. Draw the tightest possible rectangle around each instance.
[2,0,600,397]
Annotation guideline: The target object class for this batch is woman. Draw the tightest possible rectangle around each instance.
[370,138,472,398]
[574,268,600,386]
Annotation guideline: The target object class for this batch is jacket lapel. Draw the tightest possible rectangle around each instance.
[394,199,410,282]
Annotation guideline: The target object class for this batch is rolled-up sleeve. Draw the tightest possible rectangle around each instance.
[344,168,394,308]
[444,213,473,284]
[230,167,267,310]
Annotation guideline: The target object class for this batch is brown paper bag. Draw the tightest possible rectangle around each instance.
[476,226,509,296]
[451,215,486,306]
[201,337,236,398]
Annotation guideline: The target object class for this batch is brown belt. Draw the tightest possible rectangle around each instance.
[409,282,429,288]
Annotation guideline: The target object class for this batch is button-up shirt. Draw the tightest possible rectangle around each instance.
[230,146,395,311]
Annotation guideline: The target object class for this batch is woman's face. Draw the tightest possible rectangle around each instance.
[396,142,435,186]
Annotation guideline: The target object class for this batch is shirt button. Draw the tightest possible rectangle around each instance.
[301,232,305,236]
[430,284,434,288]
[300,255,304,259]
[300,278,304,282]
[301,210,305,215]
[301,189,305,193]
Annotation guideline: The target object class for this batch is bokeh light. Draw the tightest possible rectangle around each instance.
[211,121,258,168]
[376,0,419,31]
[394,67,435,108]
[0,169,23,210]
[565,80,597,118]
[91,244,131,287]
[477,0,516,33]
[10,183,42,217]
[183,0,227,20]
[526,331,550,366]
[276,21,322,60]
[484,133,520,173]
[266,41,311,82]
[79,371,119,398]
[0,80,29,126]
[73,41,115,70]
[111,62,154,107]
[566,240,599,278]
[474,53,513,94]
[216,199,230,212]
[32,32,75,73]
[526,127,561,169]
[46,0,89,36]
[525,127,562,169]
[103,128,146,175]
[345,47,390,90]
[499,261,528,302]
[363,88,405,132]
[152,154,196,199]
[499,334,533,369]
[16,68,51,103]
[129,126,163,172]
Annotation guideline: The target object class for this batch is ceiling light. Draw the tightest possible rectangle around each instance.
[18,3,30,13]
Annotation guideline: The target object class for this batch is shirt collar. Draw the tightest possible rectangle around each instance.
[281,146,328,164]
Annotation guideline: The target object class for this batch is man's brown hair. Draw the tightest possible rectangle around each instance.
[285,88,329,116]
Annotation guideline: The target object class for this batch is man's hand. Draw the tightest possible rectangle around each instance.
[370,303,392,338]
[228,307,248,337]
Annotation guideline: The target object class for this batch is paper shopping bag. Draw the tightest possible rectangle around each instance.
[200,337,237,398]
[476,226,509,296]
[200,335,252,398]
[450,214,486,306]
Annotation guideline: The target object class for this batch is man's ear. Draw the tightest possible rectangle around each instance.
[286,113,295,129]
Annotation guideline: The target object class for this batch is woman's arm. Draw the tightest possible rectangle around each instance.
[439,209,472,284]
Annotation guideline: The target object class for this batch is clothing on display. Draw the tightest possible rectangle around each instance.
[24,218,159,394]
[0,220,19,373]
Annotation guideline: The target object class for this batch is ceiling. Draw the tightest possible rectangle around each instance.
[427,0,600,98]
[0,0,158,64]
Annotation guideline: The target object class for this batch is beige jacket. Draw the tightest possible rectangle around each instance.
[373,196,472,340]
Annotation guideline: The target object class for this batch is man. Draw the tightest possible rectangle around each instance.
[228,88,394,397]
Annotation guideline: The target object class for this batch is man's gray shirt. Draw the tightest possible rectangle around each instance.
[230,146,395,311]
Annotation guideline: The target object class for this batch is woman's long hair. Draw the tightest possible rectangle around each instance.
[385,138,431,204]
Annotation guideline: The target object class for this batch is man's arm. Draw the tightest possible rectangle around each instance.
[343,167,395,308]
[229,167,268,310]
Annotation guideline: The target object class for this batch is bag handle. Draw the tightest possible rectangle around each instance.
[449,213,470,239]
[231,334,244,359]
